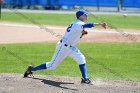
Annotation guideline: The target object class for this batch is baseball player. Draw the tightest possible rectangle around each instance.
[24,10,107,84]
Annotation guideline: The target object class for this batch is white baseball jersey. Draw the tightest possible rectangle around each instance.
[45,19,86,70]
[61,19,85,46]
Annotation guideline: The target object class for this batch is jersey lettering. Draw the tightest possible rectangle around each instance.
[67,24,73,32]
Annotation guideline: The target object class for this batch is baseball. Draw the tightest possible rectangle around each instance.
[123,14,128,18]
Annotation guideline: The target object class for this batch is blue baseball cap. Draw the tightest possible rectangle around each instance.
[76,10,87,19]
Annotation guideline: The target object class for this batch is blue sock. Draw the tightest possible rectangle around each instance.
[79,64,88,80]
[31,63,46,71]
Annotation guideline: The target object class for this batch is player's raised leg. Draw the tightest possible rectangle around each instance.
[24,43,69,77]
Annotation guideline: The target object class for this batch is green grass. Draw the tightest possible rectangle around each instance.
[1,12,140,29]
[0,42,140,81]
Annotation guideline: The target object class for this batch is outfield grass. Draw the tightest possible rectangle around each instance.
[0,42,139,81]
[1,12,140,29]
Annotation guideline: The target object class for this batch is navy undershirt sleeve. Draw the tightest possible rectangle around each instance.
[83,23,94,28]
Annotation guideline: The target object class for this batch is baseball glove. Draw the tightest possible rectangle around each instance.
[80,30,88,38]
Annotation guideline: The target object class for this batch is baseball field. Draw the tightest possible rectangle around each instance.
[0,11,140,93]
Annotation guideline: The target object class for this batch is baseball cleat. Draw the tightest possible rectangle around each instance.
[81,78,94,85]
[23,65,33,77]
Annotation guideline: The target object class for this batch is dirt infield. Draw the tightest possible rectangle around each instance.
[0,22,140,44]
[0,73,139,93]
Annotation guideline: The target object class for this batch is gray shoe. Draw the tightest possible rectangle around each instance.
[81,78,94,85]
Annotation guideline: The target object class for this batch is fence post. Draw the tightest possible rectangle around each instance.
[0,0,2,19]
[117,0,122,12]
[97,0,100,11]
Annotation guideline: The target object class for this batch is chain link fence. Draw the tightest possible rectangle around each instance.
[0,0,140,12]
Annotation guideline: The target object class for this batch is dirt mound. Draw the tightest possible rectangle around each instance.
[0,73,139,93]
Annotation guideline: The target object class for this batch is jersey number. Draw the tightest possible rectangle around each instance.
[67,24,73,32]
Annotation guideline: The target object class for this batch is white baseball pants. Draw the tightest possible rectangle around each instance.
[46,41,86,70]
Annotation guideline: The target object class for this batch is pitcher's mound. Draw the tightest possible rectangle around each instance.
[0,73,139,93]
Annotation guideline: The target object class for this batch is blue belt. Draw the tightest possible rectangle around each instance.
[60,40,72,47]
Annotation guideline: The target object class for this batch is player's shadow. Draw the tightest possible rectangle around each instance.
[32,77,78,91]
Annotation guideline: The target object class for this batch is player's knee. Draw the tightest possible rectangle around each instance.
[45,62,56,70]
[49,65,57,70]
[46,64,57,70]
[78,56,86,64]
[73,54,86,64]
[78,60,86,65]
[46,66,57,70]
